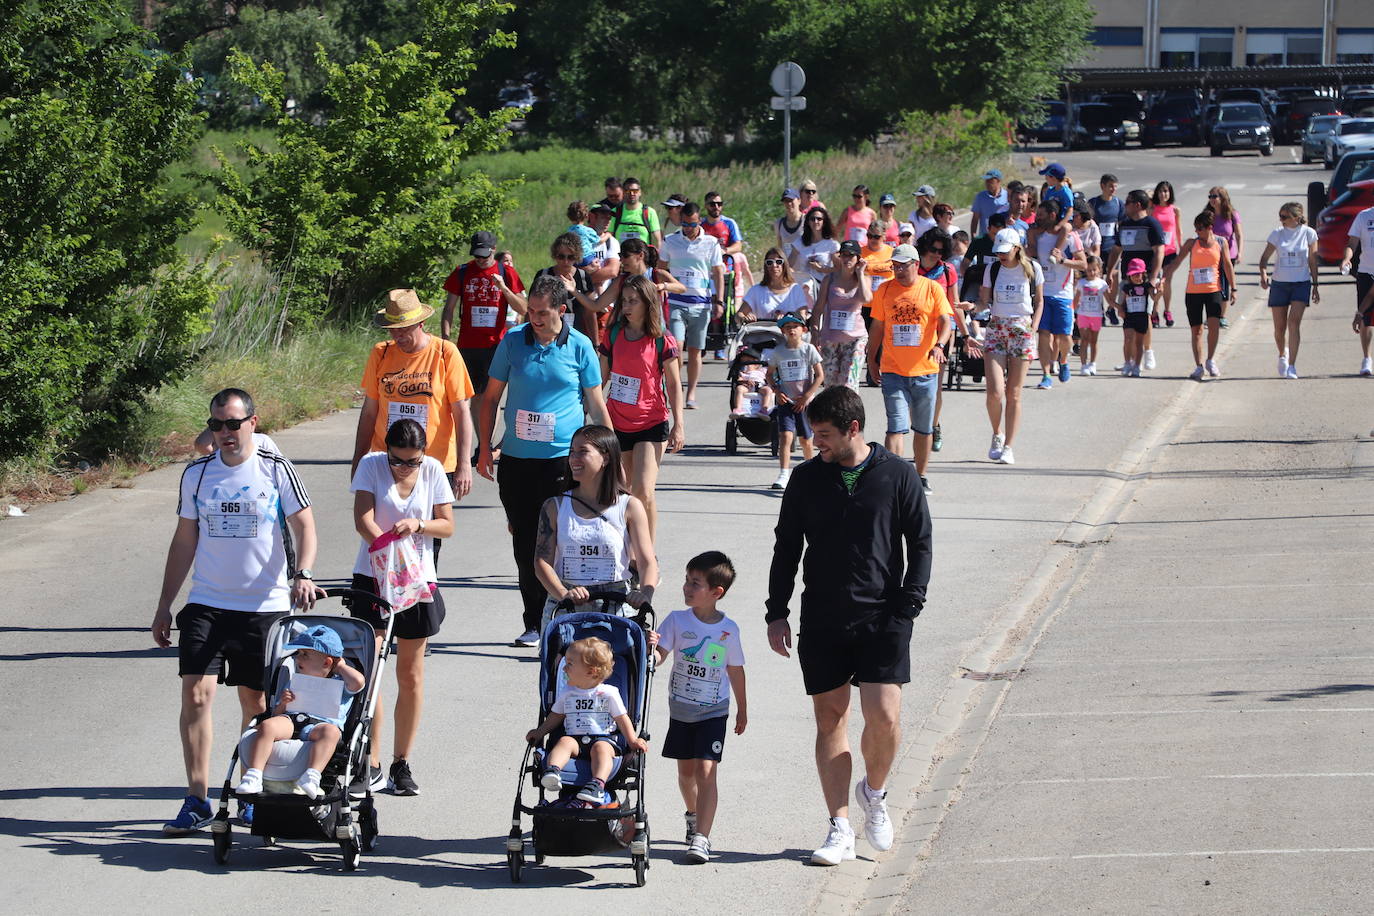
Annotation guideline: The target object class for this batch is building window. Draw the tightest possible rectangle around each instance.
[1092,27,1143,47]
[1160,30,1233,69]
[1338,31,1374,65]
[1245,30,1322,66]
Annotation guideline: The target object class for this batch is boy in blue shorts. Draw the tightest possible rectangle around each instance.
[651,551,748,864]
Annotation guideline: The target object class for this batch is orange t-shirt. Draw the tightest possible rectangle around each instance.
[1184,239,1223,294]
[361,336,475,472]
[869,276,952,377]
[862,244,895,283]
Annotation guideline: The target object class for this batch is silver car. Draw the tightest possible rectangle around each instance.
[1325,118,1374,169]
[1302,115,1343,164]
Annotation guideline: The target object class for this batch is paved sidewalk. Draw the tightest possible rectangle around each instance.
[888,286,1374,912]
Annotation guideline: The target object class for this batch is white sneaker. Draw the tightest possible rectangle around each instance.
[1189,365,1205,381]
[772,468,792,490]
[811,818,857,866]
[1362,357,1372,377]
[1278,354,1288,378]
[1143,349,1156,370]
[1206,359,1220,377]
[1285,365,1299,379]
[988,434,1004,461]
[1119,361,1131,377]
[855,778,894,851]
[685,833,711,864]
[235,770,263,796]
[1129,363,1142,378]
[1080,362,1093,376]
[998,445,1015,465]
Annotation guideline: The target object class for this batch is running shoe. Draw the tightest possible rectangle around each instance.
[1106,310,1120,326]
[713,348,725,360]
[988,434,1004,461]
[931,425,943,452]
[1037,375,1053,389]
[1219,317,1229,329]
[389,758,420,796]
[162,795,213,836]
[1206,359,1220,377]
[297,769,323,800]
[1119,362,1132,376]
[1362,357,1373,377]
[511,629,539,648]
[1278,354,1288,378]
[349,763,386,798]
[1164,310,1175,327]
[772,468,792,490]
[1285,365,1299,380]
[235,770,263,796]
[1150,312,1160,328]
[238,801,254,826]
[920,476,933,496]
[998,446,1016,465]
[1143,350,1157,370]
[810,818,857,866]
[1129,364,1142,378]
[540,768,563,792]
[1189,365,1205,381]
[685,399,697,409]
[1080,363,1092,377]
[685,811,698,845]
[1058,362,1071,383]
[576,781,606,804]
[855,778,894,851]
[685,834,712,864]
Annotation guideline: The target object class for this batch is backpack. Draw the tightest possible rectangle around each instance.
[611,203,657,241]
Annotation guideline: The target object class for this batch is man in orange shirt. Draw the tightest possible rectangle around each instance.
[352,289,475,513]
[865,245,952,496]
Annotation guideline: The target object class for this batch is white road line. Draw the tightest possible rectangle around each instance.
[1031,654,1374,665]
[1087,617,1372,624]
[1264,183,1287,190]
[1181,182,1207,191]
[1005,707,1374,718]
[1136,581,1374,589]
[1010,772,1374,786]
[961,847,1374,866]
[1289,146,1300,162]
[1229,182,1247,189]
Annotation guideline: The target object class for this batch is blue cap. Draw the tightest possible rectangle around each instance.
[776,313,806,327]
[1039,162,1067,179]
[982,168,1003,180]
[782,188,799,200]
[879,192,897,205]
[285,624,343,657]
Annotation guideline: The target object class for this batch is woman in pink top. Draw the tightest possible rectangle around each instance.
[1207,186,1243,326]
[597,275,684,537]
[878,194,901,244]
[838,185,877,244]
[1151,180,1182,327]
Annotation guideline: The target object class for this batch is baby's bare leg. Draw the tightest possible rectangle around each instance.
[305,723,341,771]
[243,715,293,771]
[589,741,616,782]
[545,735,580,770]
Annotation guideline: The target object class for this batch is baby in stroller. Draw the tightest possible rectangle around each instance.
[526,636,649,804]
[731,355,775,418]
[235,624,365,799]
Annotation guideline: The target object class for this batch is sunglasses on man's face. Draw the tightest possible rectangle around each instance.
[206,416,252,431]
[681,221,701,229]
[707,200,724,207]
[387,453,424,468]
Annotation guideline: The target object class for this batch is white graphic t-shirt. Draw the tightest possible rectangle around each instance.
[553,682,627,735]
[656,609,746,723]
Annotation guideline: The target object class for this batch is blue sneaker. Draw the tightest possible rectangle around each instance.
[1037,375,1053,390]
[1058,362,1070,383]
[162,795,213,836]
[238,801,254,826]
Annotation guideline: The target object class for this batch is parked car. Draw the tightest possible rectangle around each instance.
[1282,96,1343,144]
[1316,178,1374,264]
[1141,98,1203,147]
[1325,118,1374,168]
[1306,151,1374,231]
[1095,92,1143,139]
[1020,101,1066,144]
[1209,103,1273,157]
[1302,115,1345,163]
[1069,103,1127,149]
[1216,88,1274,118]
[1340,90,1374,117]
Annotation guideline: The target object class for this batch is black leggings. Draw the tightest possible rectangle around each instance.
[497,455,569,631]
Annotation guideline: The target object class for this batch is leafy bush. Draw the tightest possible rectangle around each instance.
[897,104,1013,165]
[207,0,523,319]
[0,0,214,463]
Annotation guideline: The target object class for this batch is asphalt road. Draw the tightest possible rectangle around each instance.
[2,144,1369,913]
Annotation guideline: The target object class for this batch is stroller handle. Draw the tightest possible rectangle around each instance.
[322,586,393,614]
[555,589,656,629]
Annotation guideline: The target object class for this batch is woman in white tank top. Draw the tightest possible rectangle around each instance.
[533,424,658,633]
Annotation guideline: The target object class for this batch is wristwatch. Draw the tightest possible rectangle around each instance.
[294,569,314,581]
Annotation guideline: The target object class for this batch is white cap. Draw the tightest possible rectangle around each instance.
[991,228,1021,254]
[898,221,916,236]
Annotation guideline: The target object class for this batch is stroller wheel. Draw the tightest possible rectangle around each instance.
[341,838,361,872]
[261,835,275,847]
[725,421,738,455]
[359,797,379,853]
[632,854,647,887]
[508,850,524,883]
[212,822,232,865]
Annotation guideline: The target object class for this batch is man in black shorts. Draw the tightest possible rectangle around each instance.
[151,388,324,835]
[765,385,932,866]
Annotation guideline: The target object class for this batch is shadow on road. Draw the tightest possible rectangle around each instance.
[1208,683,1374,703]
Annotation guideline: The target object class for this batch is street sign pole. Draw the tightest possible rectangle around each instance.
[770,62,806,191]
[783,106,791,188]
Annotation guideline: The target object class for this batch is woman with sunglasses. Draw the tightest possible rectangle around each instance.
[838,185,877,244]
[535,232,600,342]
[789,206,839,294]
[811,240,872,389]
[347,417,455,797]
[1205,187,1243,327]
[1258,201,1320,379]
[739,247,813,322]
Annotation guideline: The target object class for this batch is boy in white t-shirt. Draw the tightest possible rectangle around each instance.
[650,551,747,865]
[527,637,649,804]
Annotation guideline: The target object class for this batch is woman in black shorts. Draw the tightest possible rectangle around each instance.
[346,419,454,796]
[597,275,685,538]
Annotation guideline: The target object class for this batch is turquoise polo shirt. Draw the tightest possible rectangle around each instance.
[489,320,602,459]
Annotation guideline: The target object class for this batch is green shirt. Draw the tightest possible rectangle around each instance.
[612,203,661,243]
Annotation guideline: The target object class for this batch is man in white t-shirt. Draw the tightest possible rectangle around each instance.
[1342,204,1374,375]
[587,203,622,293]
[658,201,726,407]
[152,388,324,836]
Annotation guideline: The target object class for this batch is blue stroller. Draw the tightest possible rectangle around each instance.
[507,591,656,886]
[209,588,393,871]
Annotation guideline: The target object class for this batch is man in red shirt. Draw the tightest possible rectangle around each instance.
[441,230,527,394]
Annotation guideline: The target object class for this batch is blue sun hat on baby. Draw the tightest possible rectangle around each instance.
[285,624,343,657]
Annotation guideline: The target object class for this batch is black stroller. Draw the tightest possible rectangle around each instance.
[508,591,656,886]
[724,321,784,456]
[945,314,987,390]
[209,588,392,871]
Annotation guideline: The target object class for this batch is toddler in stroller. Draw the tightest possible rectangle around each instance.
[235,624,364,799]
[730,355,774,417]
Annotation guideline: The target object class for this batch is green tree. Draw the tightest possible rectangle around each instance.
[0,0,214,462]
[207,0,520,315]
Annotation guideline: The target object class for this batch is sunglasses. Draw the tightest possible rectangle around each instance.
[681,221,701,229]
[1208,194,1220,199]
[553,252,577,261]
[624,187,641,193]
[852,194,865,200]
[206,416,252,431]
[387,453,424,468]
[867,233,883,239]
[764,258,785,266]
[809,215,825,222]
[707,200,724,207]
[930,247,947,255]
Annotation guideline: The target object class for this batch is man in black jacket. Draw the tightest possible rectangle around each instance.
[766,385,932,866]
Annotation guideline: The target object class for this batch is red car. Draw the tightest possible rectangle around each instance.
[1317,178,1374,264]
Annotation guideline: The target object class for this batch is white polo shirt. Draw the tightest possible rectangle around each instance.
[1349,206,1374,276]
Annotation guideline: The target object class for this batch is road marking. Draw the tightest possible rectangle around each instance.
[960,847,1374,866]
[1006,707,1374,718]
[1181,182,1207,191]
[1229,182,1247,190]
[1087,617,1371,624]
[1032,654,1374,665]
[1264,183,1287,190]
[1011,772,1374,786]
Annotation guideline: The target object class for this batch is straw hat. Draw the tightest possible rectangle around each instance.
[374,289,434,329]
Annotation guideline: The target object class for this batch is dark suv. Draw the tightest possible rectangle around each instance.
[1210,103,1274,157]
[1142,99,1202,146]
[1280,96,1342,143]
